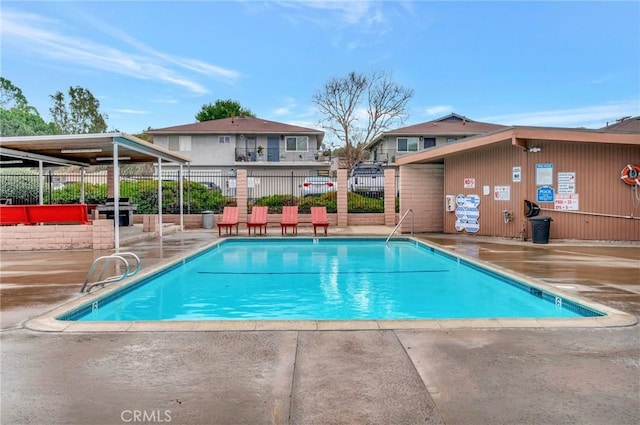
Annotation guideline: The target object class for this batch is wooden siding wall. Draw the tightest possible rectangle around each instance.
[399,164,444,233]
[443,141,640,241]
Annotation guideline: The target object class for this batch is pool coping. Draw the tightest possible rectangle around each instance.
[24,237,638,332]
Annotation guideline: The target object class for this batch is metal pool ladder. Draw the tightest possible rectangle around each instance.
[80,252,141,293]
[385,209,414,246]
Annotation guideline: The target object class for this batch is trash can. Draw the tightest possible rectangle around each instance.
[202,211,214,229]
[530,216,552,244]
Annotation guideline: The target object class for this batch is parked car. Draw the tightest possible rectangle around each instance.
[301,176,337,197]
[348,162,384,196]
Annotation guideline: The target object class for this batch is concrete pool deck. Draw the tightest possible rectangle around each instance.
[1,226,639,424]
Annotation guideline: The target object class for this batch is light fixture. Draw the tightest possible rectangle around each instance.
[61,148,103,153]
[528,147,541,153]
[0,160,24,165]
[95,156,131,161]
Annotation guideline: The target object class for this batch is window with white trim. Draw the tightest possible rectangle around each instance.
[218,136,230,144]
[168,136,179,151]
[285,136,308,152]
[168,136,191,151]
[179,135,191,151]
[397,137,419,152]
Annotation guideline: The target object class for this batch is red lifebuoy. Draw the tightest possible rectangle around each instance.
[620,164,640,186]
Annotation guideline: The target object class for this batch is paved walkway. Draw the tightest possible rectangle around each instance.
[1,228,639,424]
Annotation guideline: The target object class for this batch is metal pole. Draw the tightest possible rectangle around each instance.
[158,160,163,238]
[113,143,120,250]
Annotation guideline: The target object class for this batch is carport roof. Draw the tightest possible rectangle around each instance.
[0,133,191,168]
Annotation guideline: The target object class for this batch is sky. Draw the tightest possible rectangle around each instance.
[1,0,639,140]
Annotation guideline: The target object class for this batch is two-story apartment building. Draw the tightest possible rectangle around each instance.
[365,113,506,165]
[146,116,328,172]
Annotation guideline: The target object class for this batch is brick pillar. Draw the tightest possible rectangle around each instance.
[337,169,348,227]
[143,215,159,234]
[236,169,248,227]
[92,219,115,249]
[107,166,115,197]
[384,168,396,226]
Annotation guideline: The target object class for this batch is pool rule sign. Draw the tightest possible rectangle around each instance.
[455,194,480,233]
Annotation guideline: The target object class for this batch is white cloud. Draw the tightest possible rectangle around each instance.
[0,8,240,95]
[481,101,640,129]
[424,105,453,116]
[113,109,149,115]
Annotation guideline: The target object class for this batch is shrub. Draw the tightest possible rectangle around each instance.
[347,192,384,213]
[0,168,39,204]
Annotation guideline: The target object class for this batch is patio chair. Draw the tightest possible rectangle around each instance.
[216,206,239,236]
[247,206,268,236]
[280,206,298,235]
[311,206,329,236]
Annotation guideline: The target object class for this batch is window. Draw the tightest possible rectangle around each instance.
[179,136,191,151]
[218,136,230,144]
[423,137,436,148]
[285,136,308,152]
[168,136,179,151]
[397,137,419,152]
[168,136,191,151]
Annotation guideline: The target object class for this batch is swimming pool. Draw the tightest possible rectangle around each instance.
[60,238,603,322]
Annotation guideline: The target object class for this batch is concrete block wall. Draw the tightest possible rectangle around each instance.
[399,164,444,233]
[0,219,114,251]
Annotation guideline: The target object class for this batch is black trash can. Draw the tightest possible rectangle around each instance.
[530,216,552,244]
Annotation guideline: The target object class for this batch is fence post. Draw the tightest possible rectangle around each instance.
[236,169,248,227]
[384,168,396,226]
[337,169,348,227]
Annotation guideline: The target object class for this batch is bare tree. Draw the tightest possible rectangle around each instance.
[313,71,413,169]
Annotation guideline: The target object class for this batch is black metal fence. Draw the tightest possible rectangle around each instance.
[0,169,399,214]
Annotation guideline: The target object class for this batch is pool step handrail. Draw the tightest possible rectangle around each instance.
[80,252,141,293]
[385,209,414,245]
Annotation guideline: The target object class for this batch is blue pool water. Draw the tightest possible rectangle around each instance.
[68,238,601,321]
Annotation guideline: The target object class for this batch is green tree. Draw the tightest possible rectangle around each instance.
[195,99,255,121]
[1,77,29,111]
[0,77,60,136]
[313,71,413,170]
[49,86,108,134]
[0,108,60,136]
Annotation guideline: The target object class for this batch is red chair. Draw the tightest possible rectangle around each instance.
[311,206,329,236]
[280,206,298,235]
[247,206,268,235]
[0,206,28,225]
[216,207,239,236]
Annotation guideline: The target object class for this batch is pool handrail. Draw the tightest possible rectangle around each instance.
[385,209,413,245]
[80,252,141,293]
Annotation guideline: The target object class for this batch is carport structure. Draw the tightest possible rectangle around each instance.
[0,133,191,249]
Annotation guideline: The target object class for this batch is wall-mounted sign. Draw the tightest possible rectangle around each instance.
[465,220,480,233]
[537,186,555,202]
[557,172,576,194]
[464,194,481,208]
[555,194,579,210]
[512,166,521,183]
[464,178,475,189]
[454,194,482,233]
[493,186,511,201]
[536,163,554,185]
